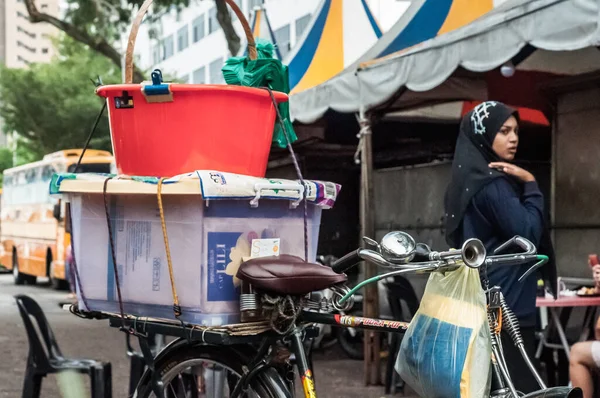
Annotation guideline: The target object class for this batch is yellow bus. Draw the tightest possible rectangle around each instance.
[0,149,115,289]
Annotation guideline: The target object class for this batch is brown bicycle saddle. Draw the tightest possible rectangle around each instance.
[236,254,347,296]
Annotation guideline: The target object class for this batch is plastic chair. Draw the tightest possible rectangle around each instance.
[14,294,112,398]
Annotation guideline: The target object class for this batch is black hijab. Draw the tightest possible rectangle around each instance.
[444,101,558,298]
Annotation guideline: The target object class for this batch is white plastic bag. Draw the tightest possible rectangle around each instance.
[395,266,491,398]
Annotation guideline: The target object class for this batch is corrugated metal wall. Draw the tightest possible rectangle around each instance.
[554,87,600,278]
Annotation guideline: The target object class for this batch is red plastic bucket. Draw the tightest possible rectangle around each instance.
[96,84,288,177]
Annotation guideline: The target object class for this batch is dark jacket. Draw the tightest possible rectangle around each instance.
[459,178,544,327]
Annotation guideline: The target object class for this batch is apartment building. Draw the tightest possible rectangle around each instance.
[133,0,408,84]
[2,0,60,68]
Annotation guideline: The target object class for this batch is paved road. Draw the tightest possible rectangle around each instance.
[0,273,412,397]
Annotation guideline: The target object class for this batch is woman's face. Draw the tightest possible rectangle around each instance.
[492,115,519,161]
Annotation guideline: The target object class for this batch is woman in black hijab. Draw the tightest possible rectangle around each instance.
[444,101,557,393]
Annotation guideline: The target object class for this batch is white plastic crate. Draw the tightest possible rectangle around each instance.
[52,171,340,326]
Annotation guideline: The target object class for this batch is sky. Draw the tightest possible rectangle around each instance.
[366,0,412,31]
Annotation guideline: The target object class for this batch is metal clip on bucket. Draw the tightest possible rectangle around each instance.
[142,70,173,103]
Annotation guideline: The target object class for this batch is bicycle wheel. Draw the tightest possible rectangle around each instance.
[134,344,290,398]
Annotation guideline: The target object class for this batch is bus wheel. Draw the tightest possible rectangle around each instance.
[13,255,25,285]
[49,273,67,290]
[49,259,68,290]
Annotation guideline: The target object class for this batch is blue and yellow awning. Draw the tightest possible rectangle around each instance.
[284,0,383,94]
[356,0,496,68]
[290,0,504,123]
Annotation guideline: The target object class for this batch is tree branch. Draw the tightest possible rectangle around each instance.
[215,0,241,56]
[23,0,146,82]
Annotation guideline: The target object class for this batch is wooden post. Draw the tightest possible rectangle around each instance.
[357,110,381,385]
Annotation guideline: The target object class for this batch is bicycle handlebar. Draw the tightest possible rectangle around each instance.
[330,249,361,274]
[330,232,548,280]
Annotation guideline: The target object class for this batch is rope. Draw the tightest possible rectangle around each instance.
[261,294,303,335]
[67,204,89,310]
[353,114,371,165]
[156,178,182,318]
[102,177,127,330]
[263,87,309,263]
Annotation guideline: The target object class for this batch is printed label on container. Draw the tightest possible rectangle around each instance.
[207,232,242,302]
[250,238,280,258]
[126,220,151,272]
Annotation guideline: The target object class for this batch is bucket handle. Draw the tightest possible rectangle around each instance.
[124,0,257,84]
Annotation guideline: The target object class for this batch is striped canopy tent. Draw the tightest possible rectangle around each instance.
[289,0,593,124]
[283,0,383,95]
[246,5,282,60]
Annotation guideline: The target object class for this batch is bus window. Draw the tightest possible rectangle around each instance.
[41,165,55,181]
[25,169,37,184]
[67,163,112,174]
[17,171,26,185]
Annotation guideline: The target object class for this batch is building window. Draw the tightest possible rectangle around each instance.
[209,58,223,84]
[192,15,205,42]
[177,26,189,51]
[193,66,206,84]
[152,45,160,64]
[17,41,36,53]
[247,0,262,11]
[295,14,311,41]
[162,35,174,60]
[17,11,29,19]
[273,24,291,58]
[41,4,48,9]
[17,26,36,38]
[208,7,219,34]
[17,55,30,65]
[41,48,48,54]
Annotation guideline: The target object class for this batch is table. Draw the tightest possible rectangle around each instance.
[536,295,600,360]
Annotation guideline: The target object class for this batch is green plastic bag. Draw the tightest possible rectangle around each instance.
[221,39,297,148]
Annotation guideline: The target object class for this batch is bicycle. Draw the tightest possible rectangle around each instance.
[70,231,582,398]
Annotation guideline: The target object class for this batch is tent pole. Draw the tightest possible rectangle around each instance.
[357,108,381,386]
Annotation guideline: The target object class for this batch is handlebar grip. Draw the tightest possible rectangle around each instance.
[412,243,431,262]
[330,249,361,274]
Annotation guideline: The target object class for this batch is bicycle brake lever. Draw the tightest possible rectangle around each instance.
[494,236,536,255]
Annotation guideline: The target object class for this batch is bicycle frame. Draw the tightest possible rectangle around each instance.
[290,311,409,398]
[300,311,409,333]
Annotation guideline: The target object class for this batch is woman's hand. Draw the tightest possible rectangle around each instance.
[489,162,536,183]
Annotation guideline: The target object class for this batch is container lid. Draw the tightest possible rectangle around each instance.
[50,170,341,209]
